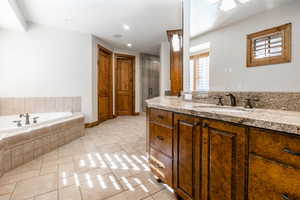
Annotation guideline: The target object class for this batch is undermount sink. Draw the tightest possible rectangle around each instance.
[194,105,251,113]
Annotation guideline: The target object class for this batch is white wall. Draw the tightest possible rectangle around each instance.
[190,1,300,92]
[183,0,191,92]
[159,42,171,96]
[0,24,94,121]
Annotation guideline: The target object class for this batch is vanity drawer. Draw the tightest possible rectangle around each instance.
[250,128,300,168]
[249,154,300,200]
[150,122,173,157]
[149,148,173,187]
[150,108,173,127]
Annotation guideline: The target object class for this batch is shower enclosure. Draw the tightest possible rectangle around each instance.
[140,54,160,111]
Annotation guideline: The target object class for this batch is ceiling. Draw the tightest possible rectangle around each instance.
[190,0,296,38]
[0,0,182,55]
[0,0,26,31]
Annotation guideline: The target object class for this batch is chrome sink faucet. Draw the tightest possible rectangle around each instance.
[20,113,30,125]
[226,93,237,107]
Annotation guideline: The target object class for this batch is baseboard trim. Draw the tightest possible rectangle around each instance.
[133,112,140,116]
[85,121,100,128]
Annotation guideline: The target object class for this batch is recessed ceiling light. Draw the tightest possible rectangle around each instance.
[113,34,123,38]
[123,24,130,31]
[220,0,237,11]
[64,18,72,23]
[127,43,132,47]
[208,0,220,4]
[237,0,250,3]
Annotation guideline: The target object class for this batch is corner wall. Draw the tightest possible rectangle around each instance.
[159,42,171,96]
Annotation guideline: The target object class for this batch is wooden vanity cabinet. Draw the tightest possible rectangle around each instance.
[173,114,202,200]
[147,108,300,200]
[201,119,248,200]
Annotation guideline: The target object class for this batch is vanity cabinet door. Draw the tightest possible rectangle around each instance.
[173,114,202,200]
[201,119,248,200]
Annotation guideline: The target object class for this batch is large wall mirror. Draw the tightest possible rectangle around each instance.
[185,0,298,93]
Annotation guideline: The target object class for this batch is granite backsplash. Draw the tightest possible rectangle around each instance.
[189,92,300,112]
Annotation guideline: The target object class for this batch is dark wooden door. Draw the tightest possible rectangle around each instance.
[167,29,183,96]
[116,57,134,115]
[173,114,201,200]
[98,48,113,122]
[201,119,247,200]
[170,51,183,96]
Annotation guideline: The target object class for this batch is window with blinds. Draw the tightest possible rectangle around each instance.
[189,53,209,91]
[253,32,283,59]
[247,23,291,67]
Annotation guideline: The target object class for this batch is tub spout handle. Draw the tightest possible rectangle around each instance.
[33,117,39,124]
[13,120,22,127]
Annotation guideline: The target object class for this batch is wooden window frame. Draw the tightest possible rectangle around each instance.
[190,52,209,91]
[247,23,292,67]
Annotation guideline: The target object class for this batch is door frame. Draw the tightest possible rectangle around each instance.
[97,44,113,123]
[114,53,136,116]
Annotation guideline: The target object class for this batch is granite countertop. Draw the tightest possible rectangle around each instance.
[146,96,300,135]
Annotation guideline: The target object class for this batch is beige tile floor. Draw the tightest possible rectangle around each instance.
[0,114,177,200]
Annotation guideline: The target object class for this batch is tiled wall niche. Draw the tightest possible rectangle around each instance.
[0,97,81,116]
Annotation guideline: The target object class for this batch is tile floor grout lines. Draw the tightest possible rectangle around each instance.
[0,115,176,200]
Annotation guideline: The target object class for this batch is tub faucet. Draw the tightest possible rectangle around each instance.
[20,113,30,125]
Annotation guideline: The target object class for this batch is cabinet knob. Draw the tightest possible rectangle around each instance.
[194,121,200,126]
[156,163,163,169]
[203,123,209,128]
[157,115,164,119]
[281,193,291,200]
[156,136,164,141]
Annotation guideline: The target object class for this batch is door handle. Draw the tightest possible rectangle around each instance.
[148,88,153,96]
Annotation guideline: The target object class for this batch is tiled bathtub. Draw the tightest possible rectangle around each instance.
[0,112,85,177]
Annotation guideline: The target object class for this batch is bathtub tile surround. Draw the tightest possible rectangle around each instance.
[0,97,81,116]
[0,141,4,177]
[0,113,84,174]
[191,91,300,112]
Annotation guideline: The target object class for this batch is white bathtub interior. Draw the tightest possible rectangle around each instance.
[0,112,73,135]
